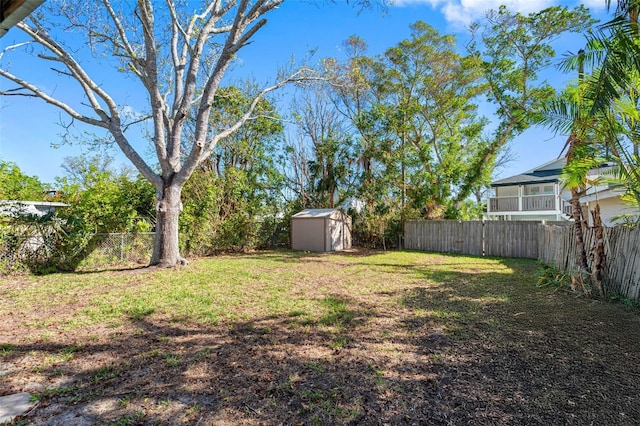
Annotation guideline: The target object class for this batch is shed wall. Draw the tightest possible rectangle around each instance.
[291,218,326,252]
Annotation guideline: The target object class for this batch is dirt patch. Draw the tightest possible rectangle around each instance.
[1,251,639,425]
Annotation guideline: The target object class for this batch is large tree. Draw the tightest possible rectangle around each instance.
[586,0,640,113]
[464,5,595,200]
[355,21,488,220]
[577,0,640,211]
[0,0,310,267]
[539,60,610,294]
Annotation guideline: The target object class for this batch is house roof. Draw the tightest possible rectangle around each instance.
[0,200,68,217]
[492,158,621,188]
[580,187,626,203]
[0,200,68,207]
[492,158,567,187]
[491,168,564,187]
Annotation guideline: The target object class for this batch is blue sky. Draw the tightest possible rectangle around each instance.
[0,0,610,185]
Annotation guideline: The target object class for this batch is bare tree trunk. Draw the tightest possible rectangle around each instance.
[151,181,185,267]
[591,203,606,296]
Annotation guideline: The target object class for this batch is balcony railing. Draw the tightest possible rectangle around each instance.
[490,195,560,212]
[522,195,555,211]
[489,196,518,212]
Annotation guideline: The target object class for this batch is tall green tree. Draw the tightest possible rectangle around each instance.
[540,53,623,295]
[359,22,488,220]
[321,37,395,244]
[0,1,319,267]
[607,73,640,209]
[585,0,640,113]
[575,1,640,213]
[541,93,600,291]
[541,50,593,275]
[180,86,285,254]
[465,5,595,200]
[0,160,47,201]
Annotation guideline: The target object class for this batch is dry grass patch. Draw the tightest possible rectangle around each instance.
[1,249,639,425]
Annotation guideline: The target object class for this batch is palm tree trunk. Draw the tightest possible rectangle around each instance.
[590,203,606,296]
[570,187,589,271]
[566,134,589,273]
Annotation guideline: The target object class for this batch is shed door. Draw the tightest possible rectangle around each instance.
[327,218,343,251]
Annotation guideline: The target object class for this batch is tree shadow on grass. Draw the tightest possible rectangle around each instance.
[384,262,640,425]
[0,281,498,425]
[2,314,392,424]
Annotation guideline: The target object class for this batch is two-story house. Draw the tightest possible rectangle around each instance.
[487,158,636,226]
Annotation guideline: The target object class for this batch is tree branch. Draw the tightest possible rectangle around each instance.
[0,67,106,128]
[136,0,172,175]
[177,67,316,186]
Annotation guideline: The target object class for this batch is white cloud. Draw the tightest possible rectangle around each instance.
[393,0,595,28]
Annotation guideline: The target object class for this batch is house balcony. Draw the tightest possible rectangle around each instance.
[489,195,573,215]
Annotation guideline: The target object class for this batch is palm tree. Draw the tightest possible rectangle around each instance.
[578,1,640,217]
[541,50,591,275]
[539,50,610,295]
[586,1,640,113]
[538,1,640,295]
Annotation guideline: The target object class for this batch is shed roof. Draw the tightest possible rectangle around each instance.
[292,208,347,219]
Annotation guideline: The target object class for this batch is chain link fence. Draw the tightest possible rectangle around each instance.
[0,231,156,273]
[1,223,290,273]
[77,233,155,269]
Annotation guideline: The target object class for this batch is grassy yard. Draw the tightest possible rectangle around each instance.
[1,249,639,425]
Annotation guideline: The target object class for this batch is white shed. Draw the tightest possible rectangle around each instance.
[291,209,352,252]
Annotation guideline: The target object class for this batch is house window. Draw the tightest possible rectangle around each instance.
[524,185,554,196]
[496,186,518,197]
[528,186,540,195]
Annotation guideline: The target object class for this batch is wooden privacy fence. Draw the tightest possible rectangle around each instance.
[405,220,640,301]
[539,225,640,301]
[484,221,540,259]
[404,220,484,256]
[404,220,541,259]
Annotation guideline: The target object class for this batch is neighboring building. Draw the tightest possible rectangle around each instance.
[488,158,572,222]
[291,209,352,252]
[0,200,68,218]
[0,200,68,253]
[579,181,636,227]
[487,158,637,226]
